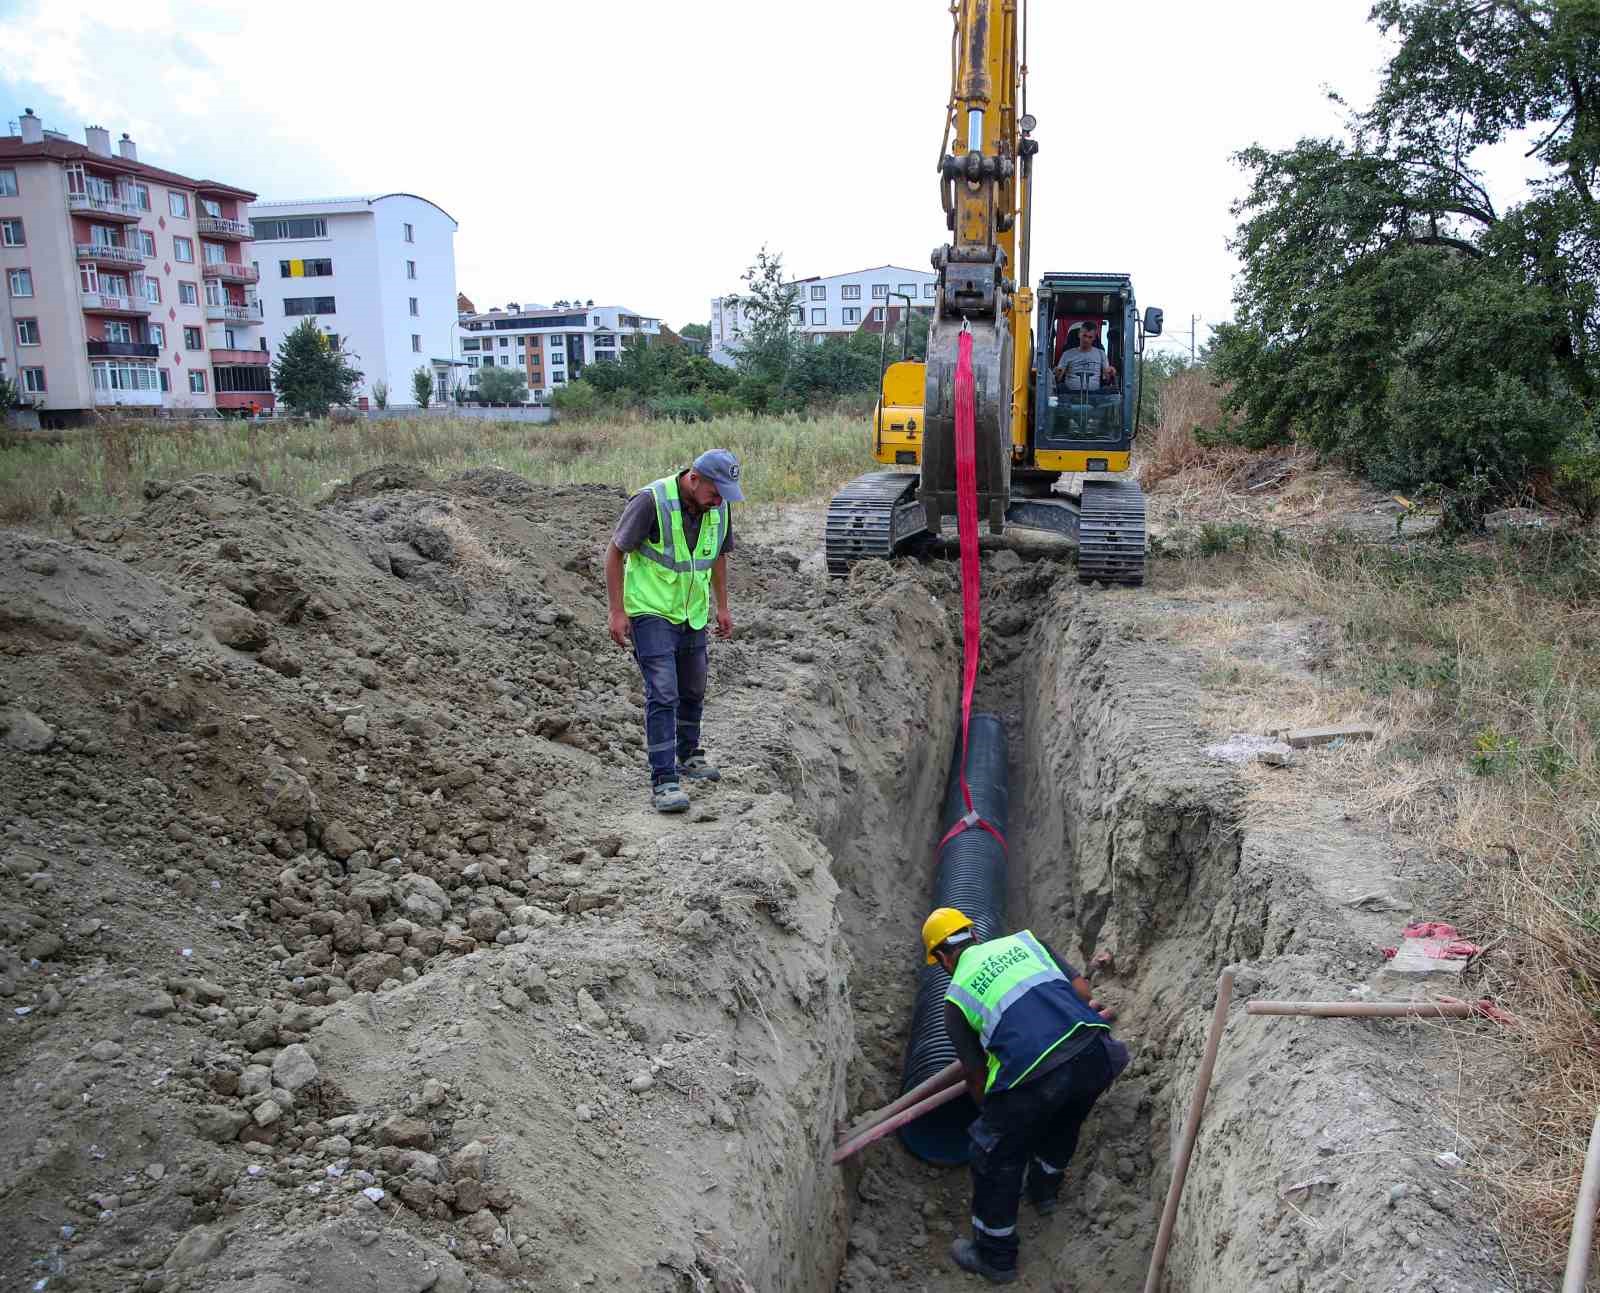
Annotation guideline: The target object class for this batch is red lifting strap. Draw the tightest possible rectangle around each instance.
[939,328,1006,857]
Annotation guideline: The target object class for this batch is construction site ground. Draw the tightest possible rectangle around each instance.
[0,461,1536,1292]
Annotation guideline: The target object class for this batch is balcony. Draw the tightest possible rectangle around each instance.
[81,292,152,316]
[202,262,259,285]
[93,385,163,408]
[67,191,143,222]
[76,241,148,268]
[86,340,160,359]
[197,216,251,240]
[204,300,263,324]
[209,348,269,365]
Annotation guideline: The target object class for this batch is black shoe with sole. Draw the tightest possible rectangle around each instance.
[950,1238,1018,1284]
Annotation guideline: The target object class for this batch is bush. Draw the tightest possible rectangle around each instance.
[475,366,527,405]
[1552,430,1600,523]
[647,396,711,423]
[550,381,602,419]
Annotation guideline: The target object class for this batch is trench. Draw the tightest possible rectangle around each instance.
[808,556,1263,1293]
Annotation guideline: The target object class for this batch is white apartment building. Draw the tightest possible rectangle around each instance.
[247,194,458,407]
[457,303,661,401]
[709,263,937,362]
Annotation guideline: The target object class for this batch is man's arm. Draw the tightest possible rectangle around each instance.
[604,544,630,648]
[1038,936,1116,1021]
[710,554,732,639]
[944,1001,988,1106]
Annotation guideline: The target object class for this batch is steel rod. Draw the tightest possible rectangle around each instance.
[1144,969,1233,1293]
[831,1081,967,1165]
[1561,1107,1600,1292]
[837,1060,964,1147]
[1247,1000,1476,1019]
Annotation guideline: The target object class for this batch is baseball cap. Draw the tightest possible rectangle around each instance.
[692,448,744,502]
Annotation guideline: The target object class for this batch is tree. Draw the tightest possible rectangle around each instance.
[272,318,362,417]
[1209,0,1597,504]
[476,366,527,404]
[679,323,710,341]
[0,374,17,416]
[723,246,801,396]
[411,366,434,409]
[371,379,389,411]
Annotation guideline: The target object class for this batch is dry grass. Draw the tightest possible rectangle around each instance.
[0,411,875,530]
[1169,527,1600,1275]
[424,511,514,586]
[1137,368,1248,489]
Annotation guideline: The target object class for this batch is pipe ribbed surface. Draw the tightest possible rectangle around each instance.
[898,713,1009,1165]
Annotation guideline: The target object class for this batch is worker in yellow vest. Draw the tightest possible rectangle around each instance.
[923,907,1129,1283]
[604,450,741,813]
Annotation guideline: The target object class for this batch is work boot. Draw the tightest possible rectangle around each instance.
[1024,1165,1060,1215]
[677,752,721,782]
[949,1238,1018,1284]
[651,781,690,814]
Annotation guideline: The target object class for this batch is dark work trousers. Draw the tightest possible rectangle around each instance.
[631,614,708,785]
[968,1035,1120,1270]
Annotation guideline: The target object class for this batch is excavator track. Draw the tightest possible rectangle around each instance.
[825,471,924,577]
[1077,478,1147,586]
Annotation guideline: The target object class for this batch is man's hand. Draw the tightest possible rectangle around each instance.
[714,606,733,640]
[1089,998,1118,1022]
[608,608,632,649]
[1105,362,1118,383]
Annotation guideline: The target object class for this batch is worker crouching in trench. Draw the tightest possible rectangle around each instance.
[923,907,1129,1284]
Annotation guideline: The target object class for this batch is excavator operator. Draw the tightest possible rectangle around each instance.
[924,907,1129,1283]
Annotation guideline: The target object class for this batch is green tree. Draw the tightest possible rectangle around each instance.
[1210,0,1597,505]
[0,374,18,415]
[476,365,527,404]
[679,323,710,341]
[411,366,434,409]
[271,318,362,417]
[723,246,800,395]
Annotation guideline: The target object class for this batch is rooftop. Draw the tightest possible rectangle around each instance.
[247,193,458,227]
[0,132,255,201]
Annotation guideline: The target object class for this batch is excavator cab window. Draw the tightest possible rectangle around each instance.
[1040,289,1128,442]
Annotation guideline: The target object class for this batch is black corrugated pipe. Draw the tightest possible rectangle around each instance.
[898,713,1009,1165]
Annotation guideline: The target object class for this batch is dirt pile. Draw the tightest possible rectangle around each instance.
[0,467,955,1291]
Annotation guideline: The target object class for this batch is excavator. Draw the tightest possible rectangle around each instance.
[824,0,1163,584]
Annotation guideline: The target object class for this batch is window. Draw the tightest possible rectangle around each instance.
[406,260,417,279]
[279,258,332,277]
[842,307,861,324]
[159,369,169,392]
[149,323,165,348]
[173,236,194,263]
[105,321,133,343]
[0,218,24,246]
[224,329,237,349]
[408,297,419,316]
[790,307,804,324]
[0,169,16,196]
[179,281,199,305]
[467,355,480,368]
[143,277,161,304]
[100,274,129,299]
[202,242,227,265]
[403,222,414,242]
[16,319,40,345]
[214,365,272,394]
[498,336,508,348]
[138,230,156,257]
[870,307,884,322]
[7,268,32,297]
[810,308,826,325]
[21,367,45,393]
[249,216,327,241]
[809,285,826,300]
[168,191,190,218]
[93,362,161,392]
[79,263,98,293]
[183,326,203,349]
[411,334,421,352]
[130,183,150,212]
[283,296,336,316]
[188,370,207,393]
[549,336,564,348]
[898,283,917,297]
[323,333,340,350]
[200,198,222,218]
[871,284,888,299]
[923,283,936,299]
[841,284,861,300]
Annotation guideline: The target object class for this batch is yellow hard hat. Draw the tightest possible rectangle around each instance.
[922,907,975,965]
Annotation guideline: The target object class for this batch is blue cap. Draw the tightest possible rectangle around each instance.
[692,448,744,502]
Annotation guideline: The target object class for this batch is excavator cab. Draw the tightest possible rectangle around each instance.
[1032,273,1141,472]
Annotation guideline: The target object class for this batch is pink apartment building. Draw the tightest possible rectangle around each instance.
[0,108,273,425]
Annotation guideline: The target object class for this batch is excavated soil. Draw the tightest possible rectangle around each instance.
[0,468,1517,1293]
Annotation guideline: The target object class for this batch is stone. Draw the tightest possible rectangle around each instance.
[22,930,63,961]
[400,1149,446,1183]
[990,548,1023,572]
[421,1078,449,1107]
[453,1178,486,1214]
[272,1043,319,1093]
[238,1064,273,1096]
[1279,724,1376,749]
[262,763,319,830]
[258,642,303,678]
[321,820,365,862]
[2,706,56,753]
[575,1103,593,1123]
[377,1114,434,1150]
[195,1106,250,1143]
[450,1139,488,1181]
[253,1098,284,1127]
[90,1039,124,1062]
[629,1072,654,1094]
[463,1208,499,1240]
[318,1134,353,1156]
[575,988,608,1030]
[166,1225,226,1269]
[346,952,403,993]
[467,907,506,942]
[341,713,368,740]
[210,608,271,652]
[134,992,176,1018]
[522,964,550,1003]
[499,985,529,1012]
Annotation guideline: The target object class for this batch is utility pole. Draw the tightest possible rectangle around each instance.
[1190,314,1199,364]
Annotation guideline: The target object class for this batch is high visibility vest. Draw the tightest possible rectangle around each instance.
[945,930,1109,1093]
[621,473,727,630]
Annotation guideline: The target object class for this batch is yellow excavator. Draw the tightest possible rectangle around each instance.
[825,0,1163,583]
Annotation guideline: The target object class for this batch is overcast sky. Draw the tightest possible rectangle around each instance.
[0,0,1544,349]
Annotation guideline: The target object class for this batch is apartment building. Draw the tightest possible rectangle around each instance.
[709,264,937,362]
[457,304,662,401]
[248,194,458,407]
[0,109,269,423]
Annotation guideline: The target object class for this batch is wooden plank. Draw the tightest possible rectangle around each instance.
[1283,724,1376,749]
